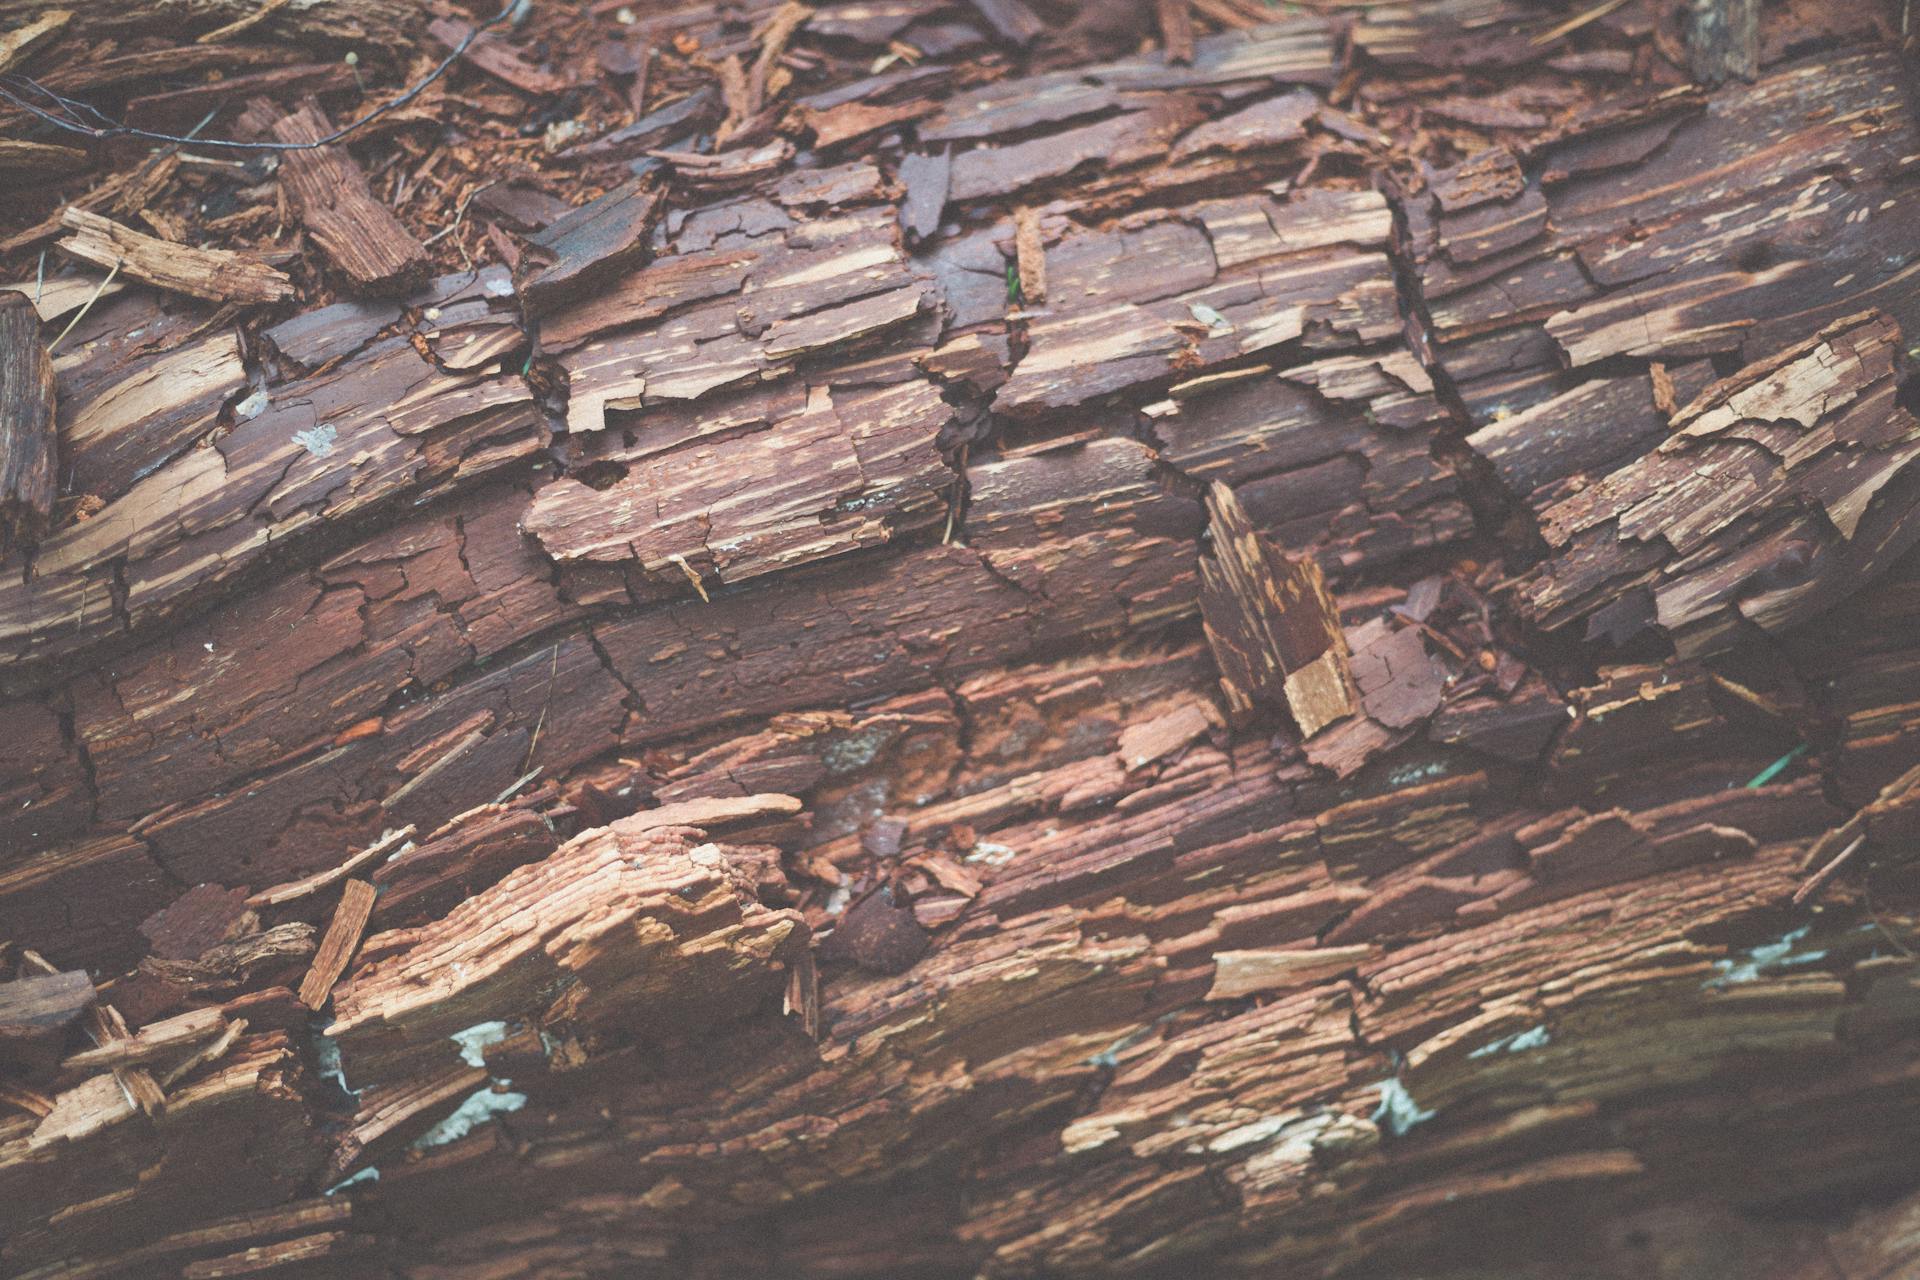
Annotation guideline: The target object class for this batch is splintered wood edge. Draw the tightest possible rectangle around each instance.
[299,880,379,1011]
[1202,480,1357,735]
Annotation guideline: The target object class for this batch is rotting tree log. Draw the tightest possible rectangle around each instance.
[4,1,1920,1278]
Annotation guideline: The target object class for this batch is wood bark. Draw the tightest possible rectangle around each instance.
[0,290,55,553]
[2,4,1920,1279]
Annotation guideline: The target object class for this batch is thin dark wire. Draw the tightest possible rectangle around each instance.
[0,0,517,153]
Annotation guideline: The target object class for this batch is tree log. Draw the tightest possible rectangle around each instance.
[3,4,1920,1279]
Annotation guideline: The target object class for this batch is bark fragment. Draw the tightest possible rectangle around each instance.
[1200,481,1357,735]
[0,291,54,552]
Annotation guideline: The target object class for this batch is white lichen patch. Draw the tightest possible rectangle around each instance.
[1705,925,1827,988]
[1204,1114,1297,1154]
[235,388,269,419]
[450,1020,512,1068]
[1468,1023,1551,1060]
[1371,1077,1436,1137]
[413,1082,527,1150]
[315,1033,357,1098]
[324,1166,379,1196]
[966,841,1017,866]
[292,423,338,457]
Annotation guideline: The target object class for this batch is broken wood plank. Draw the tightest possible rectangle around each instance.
[270,98,430,295]
[297,879,377,1011]
[57,209,293,306]
[0,290,54,553]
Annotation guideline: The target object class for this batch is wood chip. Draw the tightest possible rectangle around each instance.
[1207,945,1375,999]
[298,880,378,1011]
[1013,206,1046,305]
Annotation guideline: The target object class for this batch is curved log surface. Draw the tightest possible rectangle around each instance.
[3,2,1920,1277]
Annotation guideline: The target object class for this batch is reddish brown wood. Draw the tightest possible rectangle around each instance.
[1,7,1920,1279]
[271,99,430,296]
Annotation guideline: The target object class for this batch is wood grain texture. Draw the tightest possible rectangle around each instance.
[57,208,294,305]
[1,9,1920,1280]
[0,291,54,553]
[270,99,429,295]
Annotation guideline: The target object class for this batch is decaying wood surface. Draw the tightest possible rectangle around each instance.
[0,290,54,552]
[2,2,1920,1278]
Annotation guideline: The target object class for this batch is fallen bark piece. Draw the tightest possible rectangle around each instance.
[1515,312,1920,658]
[298,879,378,1010]
[1200,481,1358,735]
[428,13,570,94]
[896,148,950,243]
[57,208,294,305]
[515,174,663,315]
[270,99,429,295]
[1012,206,1046,305]
[0,968,94,1080]
[0,290,54,552]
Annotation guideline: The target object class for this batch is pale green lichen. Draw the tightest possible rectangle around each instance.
[1468,1023,1550,1059]
[1371,1077,1435,1136]
[1705,925,1826,988]
[413,1083,527,1150]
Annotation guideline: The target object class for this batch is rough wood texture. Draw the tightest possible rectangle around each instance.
[0,968,93,1080]
[58,209,294,305]
[0,291,54,552]
[1689,0,1761,83]
[270,99,429,295]
[3,6,1920,1280]
[296,880,375,1011]
[1200,480,1357,734]
[0,0,421,55]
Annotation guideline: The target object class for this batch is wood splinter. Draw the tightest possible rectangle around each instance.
[298,880,378,1011]
[1199,481,1358,736]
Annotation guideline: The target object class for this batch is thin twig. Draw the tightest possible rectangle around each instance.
[1792,832,1865,908]
[0,0,517,153]
[422,180,498,246]
[45,257,118,354]
[197,0,293,45]
[1529,0,1633,47]
[521,643,561,773]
